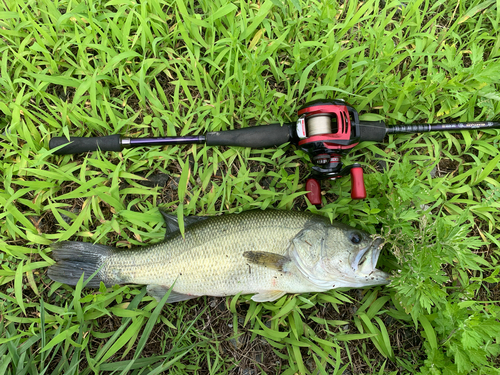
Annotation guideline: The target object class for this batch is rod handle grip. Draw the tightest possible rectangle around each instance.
[49,135,122,155]
[205,124,294,148]
[358,120,387,142]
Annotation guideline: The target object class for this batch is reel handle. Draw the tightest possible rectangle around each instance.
[350,166,366,199]
[306,165,366,205]
[306,179,322,205]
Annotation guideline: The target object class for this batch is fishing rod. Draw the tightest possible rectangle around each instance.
[49,99,500,204]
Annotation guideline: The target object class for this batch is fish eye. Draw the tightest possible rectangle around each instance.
[349,232,362,244]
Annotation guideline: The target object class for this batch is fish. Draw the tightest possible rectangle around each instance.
[48,209,389,303]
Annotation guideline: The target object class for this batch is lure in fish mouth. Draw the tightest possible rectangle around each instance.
[351,237,389,284]
[48,210,390,303]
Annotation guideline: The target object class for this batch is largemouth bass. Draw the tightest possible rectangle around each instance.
[48,210,389,303]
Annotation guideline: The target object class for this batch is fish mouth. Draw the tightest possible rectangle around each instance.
[352,237,389,282]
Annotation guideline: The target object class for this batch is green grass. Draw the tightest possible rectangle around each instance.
[1,0,500,373]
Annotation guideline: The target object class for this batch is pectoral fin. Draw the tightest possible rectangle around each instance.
[251,290,287,302]
[243,251,291,272]
[147,284,199,303]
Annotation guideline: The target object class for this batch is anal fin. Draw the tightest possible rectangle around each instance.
[251,290,287,302]
[147,285,199,303]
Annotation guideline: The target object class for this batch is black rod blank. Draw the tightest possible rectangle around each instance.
[386,121,500,134]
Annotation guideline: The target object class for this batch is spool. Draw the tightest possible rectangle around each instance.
[307,115,332,136]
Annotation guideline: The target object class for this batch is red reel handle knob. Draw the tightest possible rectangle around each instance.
[350,167,366,199]
[306,178,322,205]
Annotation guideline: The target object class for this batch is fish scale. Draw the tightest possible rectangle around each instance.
[102,210,318,296]
[48,210,390,303]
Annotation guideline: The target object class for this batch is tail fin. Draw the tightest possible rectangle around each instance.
[48,241,114,287]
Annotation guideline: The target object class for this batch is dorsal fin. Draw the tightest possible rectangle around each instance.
[159,208,209,239]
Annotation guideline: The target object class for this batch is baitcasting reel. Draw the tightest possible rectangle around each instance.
[295,99,376,204]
